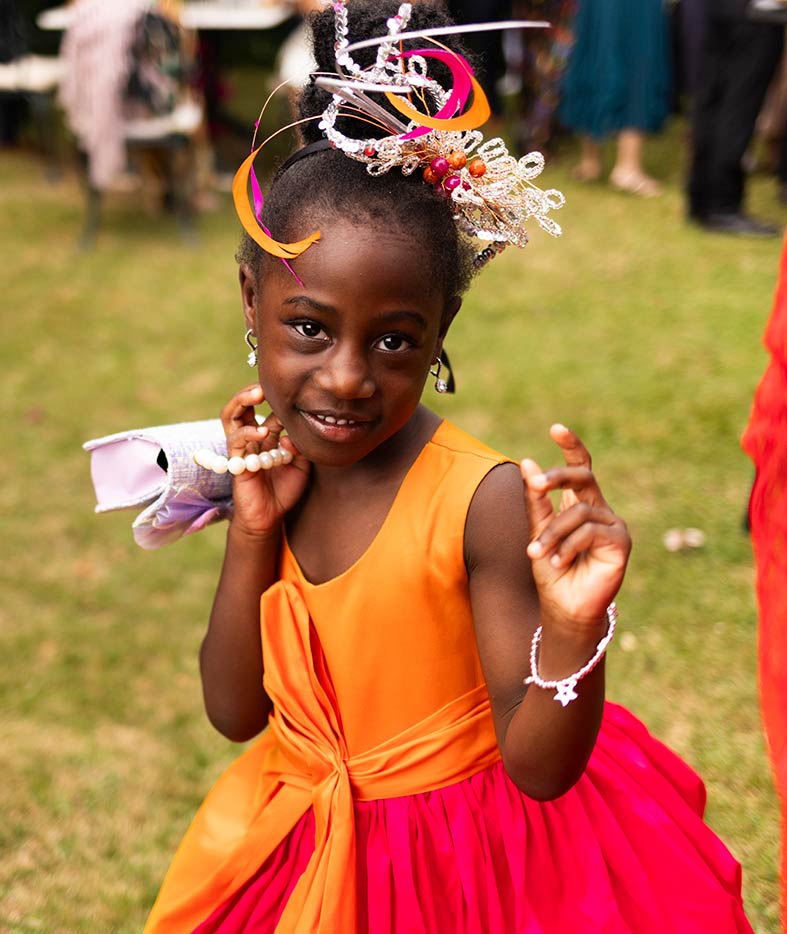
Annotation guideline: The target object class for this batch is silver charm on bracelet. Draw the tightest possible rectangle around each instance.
[192,446,293,476]
[524,603,618,706]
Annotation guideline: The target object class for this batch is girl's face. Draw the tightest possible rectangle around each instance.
[242,215,459,467]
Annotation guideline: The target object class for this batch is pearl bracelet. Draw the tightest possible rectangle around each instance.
[192,445,293,476]
[524,603,618,707]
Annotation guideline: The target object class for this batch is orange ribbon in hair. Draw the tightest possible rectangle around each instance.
[233,145,321,260]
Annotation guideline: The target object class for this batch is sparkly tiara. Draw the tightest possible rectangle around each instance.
[233,2,565,269]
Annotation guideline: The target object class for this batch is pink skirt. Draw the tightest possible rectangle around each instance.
[193,703,752,933]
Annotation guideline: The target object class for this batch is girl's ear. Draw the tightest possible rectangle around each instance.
[439,295,462,342]
[239,264,258,333]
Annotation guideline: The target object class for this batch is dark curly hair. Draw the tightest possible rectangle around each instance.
[236,0,479,301]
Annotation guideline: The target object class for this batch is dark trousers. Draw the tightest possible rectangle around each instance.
[446,0,512,115]
[688,10,782,218]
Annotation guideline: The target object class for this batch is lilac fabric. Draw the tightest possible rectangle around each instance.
[83,419,234,549]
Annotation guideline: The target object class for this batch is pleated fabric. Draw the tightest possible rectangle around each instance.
[195,703,749,934]
[558,0,672,137]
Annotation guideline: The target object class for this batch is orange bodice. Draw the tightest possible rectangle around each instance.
[144,420,508,933]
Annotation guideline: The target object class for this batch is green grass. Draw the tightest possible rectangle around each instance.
[1,122,783,931]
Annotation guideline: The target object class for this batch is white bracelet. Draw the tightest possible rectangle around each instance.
[192,445,293,476]
[524,603,618,707]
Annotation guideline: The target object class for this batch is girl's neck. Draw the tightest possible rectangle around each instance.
[285,406,442,584]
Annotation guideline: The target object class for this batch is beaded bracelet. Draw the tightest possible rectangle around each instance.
[192,446,293,476]
[524,603,618,706]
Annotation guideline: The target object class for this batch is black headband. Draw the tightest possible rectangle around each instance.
[276,139,333,178]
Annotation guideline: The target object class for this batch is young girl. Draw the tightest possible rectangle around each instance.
[143,3,752,931]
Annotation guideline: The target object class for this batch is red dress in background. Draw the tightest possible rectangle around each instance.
[742,235,787,930]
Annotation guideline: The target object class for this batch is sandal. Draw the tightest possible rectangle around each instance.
[609,168,662,197]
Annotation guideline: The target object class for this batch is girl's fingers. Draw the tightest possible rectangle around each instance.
[220,384,265,434]
[521,457,555,535]
[525,465,606,506]
[260,412,284,444]
[526,502,617,559]
[550,423,593,469]
[226,423,270,458]
[546,521,629,569]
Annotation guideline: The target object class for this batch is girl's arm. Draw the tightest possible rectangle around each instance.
[199,385,310,742]
[466,425,631,800]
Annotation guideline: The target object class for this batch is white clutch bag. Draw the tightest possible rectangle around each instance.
[84,419,233,549]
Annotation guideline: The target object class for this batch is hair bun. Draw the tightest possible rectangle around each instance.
[298,0,468,142]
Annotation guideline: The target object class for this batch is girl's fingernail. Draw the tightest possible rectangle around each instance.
[532,474,547,487]
[257,426,269,436]
[528,541,544,557]
[553,423,568,433]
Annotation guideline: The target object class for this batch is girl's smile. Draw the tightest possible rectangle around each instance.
[242,216,459,467]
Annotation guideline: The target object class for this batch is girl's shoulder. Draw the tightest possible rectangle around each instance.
[411,419,520,535]
[427,419,512,468]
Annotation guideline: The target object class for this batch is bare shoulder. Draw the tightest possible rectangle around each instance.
[464,461,531,573]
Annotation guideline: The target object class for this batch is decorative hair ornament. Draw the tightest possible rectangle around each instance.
[233,3,564,268]
[524,603,618,706]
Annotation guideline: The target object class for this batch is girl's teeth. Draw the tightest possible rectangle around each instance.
[315,414,356,425]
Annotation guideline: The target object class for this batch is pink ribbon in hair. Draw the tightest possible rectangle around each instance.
[250,149,305,286]
[395,48,474,141]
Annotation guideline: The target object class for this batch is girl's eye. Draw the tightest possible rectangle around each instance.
[376,333,413,352]
[293,321,327,340]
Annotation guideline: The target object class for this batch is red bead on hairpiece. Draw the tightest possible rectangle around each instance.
[430,156,450,178]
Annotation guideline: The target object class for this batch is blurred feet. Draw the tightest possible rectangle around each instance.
[609,168,662,198]
[693,212,781,237]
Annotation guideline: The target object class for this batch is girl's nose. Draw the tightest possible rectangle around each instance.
[313,348,375,399]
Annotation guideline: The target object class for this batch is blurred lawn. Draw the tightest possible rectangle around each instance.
[1,121,784,931]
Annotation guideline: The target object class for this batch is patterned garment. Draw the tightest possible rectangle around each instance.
[513,0,576,151]
[59,0,149,189]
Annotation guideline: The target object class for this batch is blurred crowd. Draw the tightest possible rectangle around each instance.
[2,0,787,239]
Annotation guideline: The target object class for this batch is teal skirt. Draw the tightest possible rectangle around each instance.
[558,0,672,137]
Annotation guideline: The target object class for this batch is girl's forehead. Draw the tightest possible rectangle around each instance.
[260,247,447,331]
[270,215,444,303]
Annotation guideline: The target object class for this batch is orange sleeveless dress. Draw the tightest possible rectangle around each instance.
[145,420,752,933]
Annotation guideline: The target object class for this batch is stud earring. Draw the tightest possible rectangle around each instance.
[245,329,258,368]
[430,357,449,393]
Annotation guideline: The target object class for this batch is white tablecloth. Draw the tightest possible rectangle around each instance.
[38,2,293,32]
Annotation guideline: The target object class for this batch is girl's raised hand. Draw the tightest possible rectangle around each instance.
[221,384,310,537]
[521,425,631,629]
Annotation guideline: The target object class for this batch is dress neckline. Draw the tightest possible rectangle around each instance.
[283,419,447,589]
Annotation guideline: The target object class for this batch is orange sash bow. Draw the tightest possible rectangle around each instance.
[145,580,499,933]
